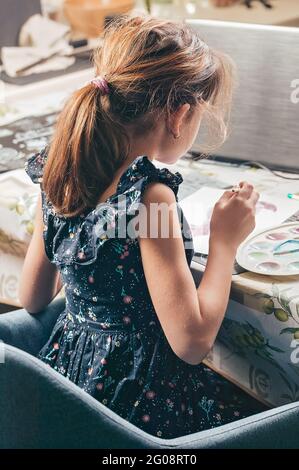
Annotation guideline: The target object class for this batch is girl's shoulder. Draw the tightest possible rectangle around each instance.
[114,155,183,200]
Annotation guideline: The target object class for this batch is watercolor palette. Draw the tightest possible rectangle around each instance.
[236,223,299,276]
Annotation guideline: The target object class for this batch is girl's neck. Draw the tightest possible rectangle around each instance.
[95,132,158,205]
[96,155,153,205]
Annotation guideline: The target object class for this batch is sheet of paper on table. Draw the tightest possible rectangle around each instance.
[180,187,299,255]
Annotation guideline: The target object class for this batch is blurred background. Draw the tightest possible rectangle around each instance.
[0,0,298,88]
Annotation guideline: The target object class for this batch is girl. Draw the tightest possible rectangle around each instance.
[20,14,267,439]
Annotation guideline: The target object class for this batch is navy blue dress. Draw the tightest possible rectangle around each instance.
[25,149,267,439]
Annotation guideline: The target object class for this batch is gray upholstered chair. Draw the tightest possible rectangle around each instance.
[1,297,299,449]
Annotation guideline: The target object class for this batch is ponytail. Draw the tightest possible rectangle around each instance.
[42,84,130,217]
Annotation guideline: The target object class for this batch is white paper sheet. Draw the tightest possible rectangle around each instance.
[180,187,299,254]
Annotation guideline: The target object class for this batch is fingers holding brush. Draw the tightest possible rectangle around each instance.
[231,181,254,199]
[231,181,260,212]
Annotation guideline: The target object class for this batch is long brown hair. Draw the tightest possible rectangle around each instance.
[43,14,234,217]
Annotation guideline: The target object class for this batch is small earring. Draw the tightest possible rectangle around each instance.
[173,132,180,139]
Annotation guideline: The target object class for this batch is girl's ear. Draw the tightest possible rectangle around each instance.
[167,103,191,138]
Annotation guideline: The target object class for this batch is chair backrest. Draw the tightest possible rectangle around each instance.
[0,0,41,47]
[187,20,299,171]
[2,345,299,448]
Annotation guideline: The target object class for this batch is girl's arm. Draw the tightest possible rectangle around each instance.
[139,181,258,365]
[19,192,63,314]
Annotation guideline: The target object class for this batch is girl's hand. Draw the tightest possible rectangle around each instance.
[209,181,260,252]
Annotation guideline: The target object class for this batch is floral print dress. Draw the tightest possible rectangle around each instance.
[25,149,267,439]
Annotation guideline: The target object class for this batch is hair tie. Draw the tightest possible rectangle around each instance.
[90,76,110,95]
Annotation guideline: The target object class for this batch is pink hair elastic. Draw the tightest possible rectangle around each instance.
[90,76,110,95]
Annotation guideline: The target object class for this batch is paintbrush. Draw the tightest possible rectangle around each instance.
[273,239,299,256]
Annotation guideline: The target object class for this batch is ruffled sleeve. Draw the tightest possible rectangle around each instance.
[114,155,183,204]
[24,147,48,185]
[23,154,184,267]
[24,147,61,264]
